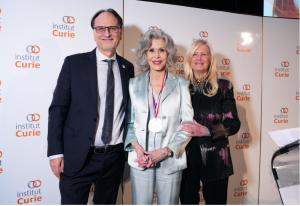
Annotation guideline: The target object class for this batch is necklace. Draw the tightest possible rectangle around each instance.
[191,77,207,94]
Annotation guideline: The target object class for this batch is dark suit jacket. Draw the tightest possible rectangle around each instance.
[47,48,134,175]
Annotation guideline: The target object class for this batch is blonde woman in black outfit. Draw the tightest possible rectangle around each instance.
[180,39,240,204]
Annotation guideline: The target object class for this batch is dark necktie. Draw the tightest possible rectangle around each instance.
[101,59,115,145]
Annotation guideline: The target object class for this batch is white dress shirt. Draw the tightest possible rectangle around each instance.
[94,49,124,146]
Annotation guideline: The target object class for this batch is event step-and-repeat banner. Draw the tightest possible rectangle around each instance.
[260,17,299,204]
[123,1,263,204]
[0,0,299,204]
[0,0,123,204]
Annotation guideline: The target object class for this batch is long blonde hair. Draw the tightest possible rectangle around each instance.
[184,39,218,97]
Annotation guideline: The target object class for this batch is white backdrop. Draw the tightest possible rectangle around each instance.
[123,1,262,204]
[0,0,299,204]
[259,17,299,204]
[0,0,123,204]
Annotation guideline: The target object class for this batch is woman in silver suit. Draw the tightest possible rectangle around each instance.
[124,27,194,204]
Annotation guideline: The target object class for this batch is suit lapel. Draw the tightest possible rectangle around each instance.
[116,55,128,104]
[86,49,99,112]
[161,72,177,102]
[139,72,149,109]
[131,72,149,115]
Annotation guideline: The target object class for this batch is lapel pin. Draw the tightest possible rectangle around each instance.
[122,65,126,69]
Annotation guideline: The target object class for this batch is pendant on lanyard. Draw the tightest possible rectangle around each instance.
[148,72,167,133]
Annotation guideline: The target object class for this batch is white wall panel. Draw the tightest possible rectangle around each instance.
[0,0,123,204]
[260,17,299,204]
[123,0,262,204]
[0,0,298,204]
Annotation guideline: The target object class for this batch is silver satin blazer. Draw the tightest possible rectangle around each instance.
[124,71,194,174]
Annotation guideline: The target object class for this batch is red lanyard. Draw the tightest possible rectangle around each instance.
[150,72,167,118]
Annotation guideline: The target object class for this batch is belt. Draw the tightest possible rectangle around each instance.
[91,143,123,154]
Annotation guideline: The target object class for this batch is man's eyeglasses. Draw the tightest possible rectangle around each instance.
[93,26,121,34]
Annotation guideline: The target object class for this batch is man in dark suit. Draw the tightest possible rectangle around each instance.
[47,8,134,204]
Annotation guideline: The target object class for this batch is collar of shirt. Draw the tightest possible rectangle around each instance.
[96,49,116,62]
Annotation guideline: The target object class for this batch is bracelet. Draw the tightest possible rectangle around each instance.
[163,147,173,157]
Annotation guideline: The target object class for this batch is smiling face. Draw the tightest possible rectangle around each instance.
[146,38,168,72]
[93,12,122,57]
[191,44,211,76]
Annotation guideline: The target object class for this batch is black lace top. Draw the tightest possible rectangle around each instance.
[190,78,240,140]
[187,78,241,180]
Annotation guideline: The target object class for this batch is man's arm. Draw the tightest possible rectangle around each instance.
[47,57,72,176]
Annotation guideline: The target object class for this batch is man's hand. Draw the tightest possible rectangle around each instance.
[50,157,64,178]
